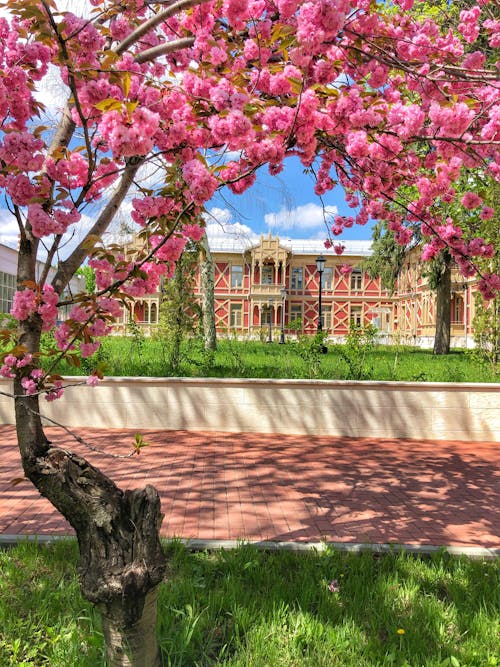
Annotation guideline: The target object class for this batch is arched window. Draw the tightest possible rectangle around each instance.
[150,302,158,323]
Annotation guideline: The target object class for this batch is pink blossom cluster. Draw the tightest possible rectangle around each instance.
[28,202,81,238]
[98,107,160,157]
[182,160,218,206]
[131,196,179,228]
[11,285,59,331]
[0,132,44,172]
[53,297,124,360]
[0,352,33,379]
[46,153,89,189]
[458,6,482,44]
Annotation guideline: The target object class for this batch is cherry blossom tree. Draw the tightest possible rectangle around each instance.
[0,0,499,664]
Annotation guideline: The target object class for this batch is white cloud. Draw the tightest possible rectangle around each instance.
[203,207,259,247]
[0,205,99,262]
[0,207,20,248]
[264,202,337,233]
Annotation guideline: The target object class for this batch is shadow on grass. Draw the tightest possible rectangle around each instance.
[1,537,498,666]
[157,541,499,667]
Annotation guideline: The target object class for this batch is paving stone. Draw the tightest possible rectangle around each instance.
[0,425,498,549]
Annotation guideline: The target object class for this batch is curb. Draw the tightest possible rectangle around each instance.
[0,534,498,559]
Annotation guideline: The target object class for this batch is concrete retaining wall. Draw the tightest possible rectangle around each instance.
[1,377,498,441]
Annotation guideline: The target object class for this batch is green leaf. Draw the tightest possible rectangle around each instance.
[94,98,123,113]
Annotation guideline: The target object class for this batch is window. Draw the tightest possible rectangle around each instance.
[230,303,243,328]
[451,296,464,324]
[322,267,333,290]
[231,265,243,289]
[291,267,303,290]
[289,303,303,330]
[150,302,158,324]
[0,271,16,314]
[350,269,362,291]
[261,265,273,285]
[323,309,332,332]
[261,304,274,326]
[351,306,362,327]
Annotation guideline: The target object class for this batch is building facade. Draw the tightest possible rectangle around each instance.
[2,236,476,348]
[202,235,476,346]
[205,235,395,339]
[115,234,477,346]
[0,242,85,319]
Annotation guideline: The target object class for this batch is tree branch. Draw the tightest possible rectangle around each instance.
[115,0,210,56]
[51,157,144,295]
[134,36,195,63]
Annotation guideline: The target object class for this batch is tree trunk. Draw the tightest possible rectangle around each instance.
[15,379,166,667]
[199,233,217,351]
[433,258,452,355]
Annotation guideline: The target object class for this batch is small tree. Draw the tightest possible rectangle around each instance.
[157,243,201,372]
[199,232,217,351]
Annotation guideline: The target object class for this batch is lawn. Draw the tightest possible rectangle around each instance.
[47,334,498,383]
[0,540,498,666]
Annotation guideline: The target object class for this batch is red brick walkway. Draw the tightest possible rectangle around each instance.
[1,425,498,548]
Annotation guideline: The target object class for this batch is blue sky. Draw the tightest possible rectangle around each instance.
[0,154,374,254]
[205,156,375,246]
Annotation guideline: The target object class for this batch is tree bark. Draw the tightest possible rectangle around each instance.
[15,380,166,667]
[433,257,452,355]
[199,233,217,351]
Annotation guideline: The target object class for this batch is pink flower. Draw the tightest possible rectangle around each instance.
[182,223,205,242]
[86,374,100,386]
[80,341,100,358]
[461,192,483,210]
[11,290,37,321]
[98,107,160,157]
[345,130,369,158]
[479,206,494,220]
[16,353,33,368]
[21,377,37,395]
[45,381,64,402]
[182,159,218,206]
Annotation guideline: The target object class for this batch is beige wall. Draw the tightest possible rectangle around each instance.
[0,377,498,442]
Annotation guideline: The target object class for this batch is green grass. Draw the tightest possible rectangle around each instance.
[47,335,498,383]
[0,540,498,666]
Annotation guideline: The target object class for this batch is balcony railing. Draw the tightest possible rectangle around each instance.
[250,283,285,297]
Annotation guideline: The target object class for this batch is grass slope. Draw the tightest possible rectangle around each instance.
[49,337,498,383]
[1,540,498,666]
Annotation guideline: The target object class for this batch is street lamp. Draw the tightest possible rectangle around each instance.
[279,287,287,344]
[267,298,274,343]
[463,282,468,349]
[316,255,328,353]
[315,254,326,332]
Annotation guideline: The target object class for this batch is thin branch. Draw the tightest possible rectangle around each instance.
[51,157,144,295]
[24,403,136,459]
[134,36,195,63]
[115,0,210,55]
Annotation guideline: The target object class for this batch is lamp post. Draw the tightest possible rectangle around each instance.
[316,254,328,353]
[315,254,326,332]
[279,287,286,344]
[463,282,468,349]
[267,298,274,343]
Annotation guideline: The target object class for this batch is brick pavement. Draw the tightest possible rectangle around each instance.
[1,425,498,548]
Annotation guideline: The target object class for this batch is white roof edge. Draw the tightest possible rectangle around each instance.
[208,238,373,256]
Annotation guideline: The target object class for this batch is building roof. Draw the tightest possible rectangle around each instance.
[207,235,372,257]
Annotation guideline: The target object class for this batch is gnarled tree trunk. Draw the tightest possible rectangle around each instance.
[15,372,166,667]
